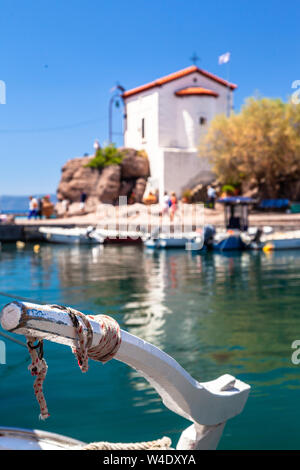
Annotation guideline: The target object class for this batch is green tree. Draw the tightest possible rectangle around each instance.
[200,97,300,198]
[85,144,124,169]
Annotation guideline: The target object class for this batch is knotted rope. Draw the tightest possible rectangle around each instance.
[26,306,121,420]
[82,436,172,450]
[26,337,49,420]
[64,307,121,370]
[25,307,172,450]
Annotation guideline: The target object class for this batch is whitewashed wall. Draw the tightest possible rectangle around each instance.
[124,90,159,151]
[124,90,162,192]
[158,72,232,149]
[175,95,217,149]
[163,150,214,197]
[123,71,234,200]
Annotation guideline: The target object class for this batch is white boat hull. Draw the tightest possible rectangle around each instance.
[0,427,84,450]
[264,238,300,250]
[185,238,205,252]
[96,229,144,244]
[257,231,300,250]
[145,233,203,249]
[0,301,250,450]
[39,227,104,245]
[45,233,100,244]
[160,238,189,248]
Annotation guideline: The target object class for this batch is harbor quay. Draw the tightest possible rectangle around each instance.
[1,203,300,243]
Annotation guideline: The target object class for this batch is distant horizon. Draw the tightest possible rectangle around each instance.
[0,193,57,197]
[0,194,57,212]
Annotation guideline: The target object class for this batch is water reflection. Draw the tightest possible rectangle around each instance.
[1,244,300,448]
[2,244,299,381]
[55,246,300,387]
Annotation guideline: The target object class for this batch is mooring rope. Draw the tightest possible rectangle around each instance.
[82,436,172,450]
[18,303,172,450]
[52,305,122,368]
[0,290,47,305]
[0,330,27,348]
[26,305,121,420]
[26,337,49,420]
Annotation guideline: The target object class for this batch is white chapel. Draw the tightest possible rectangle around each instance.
[122,65,237,200]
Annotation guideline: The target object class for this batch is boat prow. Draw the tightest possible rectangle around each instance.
[39,226,104,244]
[0,427,84,450]
[0,301,250,450]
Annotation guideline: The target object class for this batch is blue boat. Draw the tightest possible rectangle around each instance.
[213,231,248,251]
[214,197,255,251]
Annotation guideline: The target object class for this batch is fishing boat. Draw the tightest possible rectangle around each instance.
[215,197,255,251]
[185,235,206,252]
[144,231,205,250]
[95,228,145,245]
[253,229,300,251]
[213,230,251,251]
[39,226,104,245]
[0,301,250,450]
[185,225,215,252]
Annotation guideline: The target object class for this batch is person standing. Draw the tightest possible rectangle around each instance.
[128,190,136,205]
[42,195,55,218]
[28,196,38,219]
[207,185,217,209]
[169,192,178,222]
[162,191,170,216]
[93,140,100,153]
[80,192,87,211]
[37,197,43,219]
[62,199,70,216]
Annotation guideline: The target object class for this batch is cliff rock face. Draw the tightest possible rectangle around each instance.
[120,148,150,179]
[56,148,150,214]
[96,165,121,203]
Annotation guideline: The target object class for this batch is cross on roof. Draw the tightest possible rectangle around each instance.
[190,53,200,66]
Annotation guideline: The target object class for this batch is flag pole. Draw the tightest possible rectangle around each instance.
[227,59,231,118]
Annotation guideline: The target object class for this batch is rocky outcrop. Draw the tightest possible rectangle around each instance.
[56,148,150,214]
[57,158,99,202]
[96,165,121,203]
[132,177,147,202]
[120,148,150,179]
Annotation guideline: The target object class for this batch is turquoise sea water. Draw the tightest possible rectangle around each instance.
[0,243,300,450]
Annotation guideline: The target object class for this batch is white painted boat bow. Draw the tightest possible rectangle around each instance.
[0,301,250,450]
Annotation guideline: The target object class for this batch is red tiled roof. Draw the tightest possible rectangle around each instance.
[122,65,237,98]
[175,87,219,97]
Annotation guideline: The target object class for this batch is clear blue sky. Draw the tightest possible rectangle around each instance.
[0,0,299,195]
